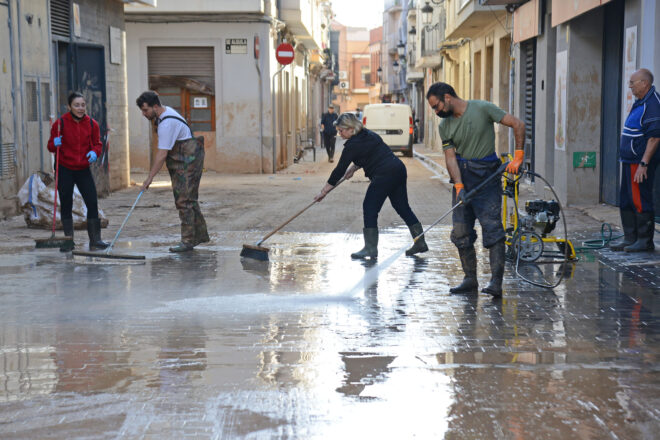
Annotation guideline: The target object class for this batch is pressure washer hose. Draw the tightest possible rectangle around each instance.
[506,170,569,290]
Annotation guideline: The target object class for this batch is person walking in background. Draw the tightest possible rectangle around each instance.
[610,68,660,252]
[314,113,428,259]
[320,104,338,162]
[47,92,109,252]
[136,91,209,253]
[426,82,525,298]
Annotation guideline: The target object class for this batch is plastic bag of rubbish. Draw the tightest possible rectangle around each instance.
[17,172,108,229]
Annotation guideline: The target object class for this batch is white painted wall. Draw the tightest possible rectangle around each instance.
[126,21,276,173]
[124,0,264,14]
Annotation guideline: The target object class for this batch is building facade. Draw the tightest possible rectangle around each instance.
[330,21,370,114]
[511,0,660,207]
[368,26,384,104]
[0,0,138,217]
[125,0,331,174]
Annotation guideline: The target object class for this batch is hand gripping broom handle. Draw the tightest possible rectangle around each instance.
[411,162,508,244]
[105,190,144,254]
[256,175,349,247]
[51,123,62,236]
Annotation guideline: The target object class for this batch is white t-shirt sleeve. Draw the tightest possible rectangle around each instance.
[157,119,179,150]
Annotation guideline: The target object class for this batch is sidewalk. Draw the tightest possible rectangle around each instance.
[414,144,624,229]
[413,144,660,275]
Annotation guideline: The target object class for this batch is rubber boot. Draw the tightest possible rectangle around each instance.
[449,246,478,293]
[87,218,109,251]
[59,218,75,252]
[351,228,378,259]
[405,222,429,256]
[169,242,195,253]
[624,212,655,252]
[482,240,505,298]
[610,210,637,251]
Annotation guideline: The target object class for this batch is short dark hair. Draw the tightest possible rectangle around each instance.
[136,91,161,108]
[426,82,458,101]
[67,92,84,106]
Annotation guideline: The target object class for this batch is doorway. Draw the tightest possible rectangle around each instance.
[600,0,624,206]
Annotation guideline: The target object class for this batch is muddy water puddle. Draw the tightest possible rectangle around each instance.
[1,228,658,438]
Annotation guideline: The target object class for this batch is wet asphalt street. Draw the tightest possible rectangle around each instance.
[1,151,659,439]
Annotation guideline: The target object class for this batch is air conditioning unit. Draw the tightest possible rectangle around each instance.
[339,71,347,80]
[339,81,350,90]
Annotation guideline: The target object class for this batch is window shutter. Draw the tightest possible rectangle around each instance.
[147,47,215,91]
[522,39,536,171]
[50,0,70,39]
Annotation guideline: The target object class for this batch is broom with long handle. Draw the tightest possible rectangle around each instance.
[240,175,349,261]
[35,122,74,249]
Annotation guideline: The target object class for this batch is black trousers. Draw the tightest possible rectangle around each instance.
[363,161,419,228]
[323,134,336,159]
[57,165,99,220]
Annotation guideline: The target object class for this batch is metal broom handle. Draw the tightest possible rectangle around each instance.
[256,175,349,246]
[106,190,144,254]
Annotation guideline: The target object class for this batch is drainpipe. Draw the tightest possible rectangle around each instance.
[47,0,56,168]
[508,14,515,156]
[255,34,264,174]
[16,0,27,178]
[272,64,285,173]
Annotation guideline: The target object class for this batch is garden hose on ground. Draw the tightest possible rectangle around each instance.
[575,223,623,251]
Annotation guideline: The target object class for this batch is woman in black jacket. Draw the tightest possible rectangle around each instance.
[314,113,428,259]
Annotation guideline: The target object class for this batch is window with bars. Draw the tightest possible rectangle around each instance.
[0,144,16,180]
[41,82,51,121]
[26,81,38,121]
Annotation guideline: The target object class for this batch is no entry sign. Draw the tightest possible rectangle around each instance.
[275,42,295,65]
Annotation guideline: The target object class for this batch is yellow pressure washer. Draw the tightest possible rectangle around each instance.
[500,155,577,264]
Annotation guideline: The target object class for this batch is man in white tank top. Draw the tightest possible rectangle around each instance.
[137,91,209,252]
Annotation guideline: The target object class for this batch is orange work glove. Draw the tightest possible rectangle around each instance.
[506,149,524,174]
[454,183,465,204]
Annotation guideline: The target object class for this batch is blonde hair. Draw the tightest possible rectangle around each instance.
[335,112,363,133]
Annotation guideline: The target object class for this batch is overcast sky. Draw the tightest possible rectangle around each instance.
[331,0,384,30]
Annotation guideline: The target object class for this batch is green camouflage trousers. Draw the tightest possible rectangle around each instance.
[166,137,209,246]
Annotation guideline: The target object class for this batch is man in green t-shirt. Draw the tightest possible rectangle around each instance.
[426,82,525,297]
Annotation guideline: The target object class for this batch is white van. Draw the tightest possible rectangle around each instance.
[362,104,414,157]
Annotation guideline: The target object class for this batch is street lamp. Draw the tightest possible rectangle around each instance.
[392,60,400,75]
[397,41,406,59]
[408,26,416,36]
[421,2,442,32]
[421,2,434,27]
[376,66,383,81]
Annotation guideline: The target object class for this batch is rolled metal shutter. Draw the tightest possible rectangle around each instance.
[522,39,536,172]
[147,47,215,91]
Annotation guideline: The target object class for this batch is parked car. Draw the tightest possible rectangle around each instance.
[362,104,414,157]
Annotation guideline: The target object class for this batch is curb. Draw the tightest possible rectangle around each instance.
[413,150,450,181]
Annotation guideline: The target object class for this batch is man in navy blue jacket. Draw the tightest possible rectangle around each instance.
[611,69,660,252]
[320,105,339,162]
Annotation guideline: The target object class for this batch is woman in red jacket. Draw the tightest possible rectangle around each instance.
[47,92,108,251]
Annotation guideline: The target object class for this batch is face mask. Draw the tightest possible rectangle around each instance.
[436,109,453,118]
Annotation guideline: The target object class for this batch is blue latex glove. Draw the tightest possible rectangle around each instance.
[53,136,62,147]
[86,151,97,163]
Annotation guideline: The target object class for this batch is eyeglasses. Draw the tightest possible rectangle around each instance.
[430,100,445,111]
[629,79,644,86]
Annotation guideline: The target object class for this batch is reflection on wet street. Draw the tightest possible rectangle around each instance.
[1,227,659,438]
